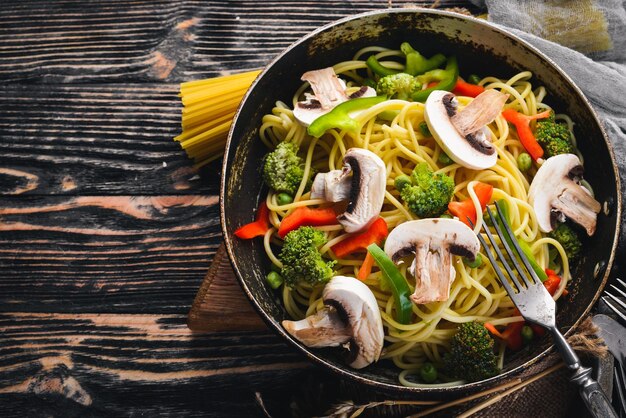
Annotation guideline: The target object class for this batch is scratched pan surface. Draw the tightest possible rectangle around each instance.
[221,9,621,397]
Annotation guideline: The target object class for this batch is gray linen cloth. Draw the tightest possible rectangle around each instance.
[470,0,626,258]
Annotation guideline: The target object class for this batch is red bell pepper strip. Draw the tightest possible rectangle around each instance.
[331,218,388,281]
[501,109,552,161]
[530,324,546,337]
[543,269,562,296]
[277,206,338,238]
[501,322,524,351]
[484,321,524,351]
[234,202,270,239]
[448,182,493,227]
[331,218,389,258]
[357,252,376,281]
[452,78,485,97]
[484,323,504,339]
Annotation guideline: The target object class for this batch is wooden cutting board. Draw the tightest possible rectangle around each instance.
[187,243,267,332]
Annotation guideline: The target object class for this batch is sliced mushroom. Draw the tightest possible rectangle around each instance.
[384,219,480,304]
[424,89,508,170]
[293,67,376,127]
[310,169,352,202]
[282,275,384,369]
[528,153,601,236]
[311,148,386,233]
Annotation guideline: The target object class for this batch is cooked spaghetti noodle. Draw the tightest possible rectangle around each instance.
[256,46,575,386]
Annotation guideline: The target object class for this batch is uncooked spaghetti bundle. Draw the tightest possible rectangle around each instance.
[175,70,260,167]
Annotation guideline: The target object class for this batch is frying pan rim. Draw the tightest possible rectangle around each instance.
[220,8,622,393]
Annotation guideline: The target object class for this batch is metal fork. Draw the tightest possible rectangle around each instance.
[603,278,626,325]
[614,360,626,417]
[601,279,626,416]
[475,202,618,418]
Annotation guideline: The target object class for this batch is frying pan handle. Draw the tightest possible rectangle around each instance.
[550,327,618,418]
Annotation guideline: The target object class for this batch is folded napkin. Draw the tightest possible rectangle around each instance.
[471,0,626,254]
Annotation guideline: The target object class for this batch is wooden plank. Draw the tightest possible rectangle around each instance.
[0,195,220,313]
[188,243,267,332]
[0,312,310,417]
[0,0,194,82]
[0,83,216,195]
[0,0,477,83]
[0,312,593,418]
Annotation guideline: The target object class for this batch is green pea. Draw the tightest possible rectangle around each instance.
[394,174,412,192]
[266,271,284,289]
[463,253,483,268]
[440,213,453,219]
[419,362,438,383]
[276,193,293,205]
[419,121,431,137]
[521,325,534,345]
[467,74,482,85]
[517,153,532,172]
[438,151,453,165]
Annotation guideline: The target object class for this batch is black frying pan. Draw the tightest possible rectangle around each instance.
[220,9,622,397]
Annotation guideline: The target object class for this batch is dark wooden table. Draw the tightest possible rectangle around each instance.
[7,1,601,417]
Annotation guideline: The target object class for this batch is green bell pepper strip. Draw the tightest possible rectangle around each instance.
[367,243,413,325]
[307,96,387,138]
[365,55,400,77]
[416,69,449,84]
[401,42,446,76]
[495,199,548,282]
[411,56,459,103]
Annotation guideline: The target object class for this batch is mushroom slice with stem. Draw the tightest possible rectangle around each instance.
[424,89,508,170]
[310,169,352,203]
[384,218,480,305]
[282,275,384,369]
[311,148,386,233]
[293,67,376,127]
[528,153,601,236]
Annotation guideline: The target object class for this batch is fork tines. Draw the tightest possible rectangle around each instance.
[603,278,626,325]
[613,361,626,416]
[473,202,542,295]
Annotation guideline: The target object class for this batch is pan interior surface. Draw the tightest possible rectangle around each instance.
[221,9,620,394]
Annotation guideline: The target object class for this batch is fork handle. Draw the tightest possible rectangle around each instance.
[576,374,618,418]
[550,327,618,418]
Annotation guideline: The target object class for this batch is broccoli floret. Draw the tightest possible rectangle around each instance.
[397,163,454,218]
[549,223,582,262]
[263,142,309,195]
[535,114,574,158]
[279,226,335,288]
[394,174,412,192]
[376,73,422,101]
[443,322,499,383]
